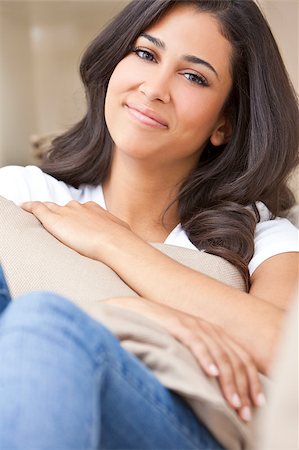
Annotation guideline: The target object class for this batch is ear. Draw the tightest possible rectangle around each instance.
[210,116,232,146]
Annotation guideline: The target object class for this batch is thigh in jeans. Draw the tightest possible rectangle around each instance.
[0,291,224,450]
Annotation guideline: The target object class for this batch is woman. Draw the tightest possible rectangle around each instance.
[0,0,298,448]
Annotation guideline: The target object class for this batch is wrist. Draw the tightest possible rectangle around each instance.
[94,226,143,267]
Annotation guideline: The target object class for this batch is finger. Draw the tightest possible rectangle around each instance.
[202,323,255,405]
[21,201,40,212]
[43,202,62,211]
[196,329,247,411]
[167,319,251,419]
[188,338,220,377]
[217,338,253,421]
[65,200,82,208]
[186,333,247,415]
[221,335,265,408]
[208,344,242,409]
[84,201,102,209]
[172,326,220,377]
[174,322,242,410]
[21,201,59,229]
[21,201,57,214]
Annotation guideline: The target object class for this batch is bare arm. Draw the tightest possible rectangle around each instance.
[99,229,298,374]
[21,200,298,374]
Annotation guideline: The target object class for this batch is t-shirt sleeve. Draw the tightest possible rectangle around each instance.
[0,165,73,205]
[0,165,38,204]
[249,218,299,276]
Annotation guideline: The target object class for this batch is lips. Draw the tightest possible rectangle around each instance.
[125,103,169,129]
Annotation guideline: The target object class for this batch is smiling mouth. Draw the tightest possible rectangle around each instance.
[124,104,168,129]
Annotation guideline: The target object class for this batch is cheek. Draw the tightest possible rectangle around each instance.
[104,61,142,148]
[106,65,126,105]
[105,63,128,128]
[178,89,218,123]
[175,89,224,141]
[106,57,142,98]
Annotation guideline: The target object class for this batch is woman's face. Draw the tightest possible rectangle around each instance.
[105,4,233,170]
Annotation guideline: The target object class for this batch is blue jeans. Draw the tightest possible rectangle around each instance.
[0,266,223,450]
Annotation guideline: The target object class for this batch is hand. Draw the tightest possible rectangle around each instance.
[104,296,265,422]
[21,200,131,261]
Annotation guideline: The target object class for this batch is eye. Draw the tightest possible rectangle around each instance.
[132,47,156,63]
[183,72,209,87]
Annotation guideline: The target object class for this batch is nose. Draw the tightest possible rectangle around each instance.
[138,71,171,103]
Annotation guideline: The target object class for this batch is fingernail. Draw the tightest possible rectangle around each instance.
[208,364,219,376]
[256,393,266,407]
[241,406,252,422]
[231,393,242,408]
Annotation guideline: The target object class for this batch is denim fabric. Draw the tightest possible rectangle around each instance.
[0,265,11,314]
[0,276,223,449]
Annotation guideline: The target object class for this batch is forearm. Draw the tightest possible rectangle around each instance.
[99,230,284,374]
[20,199,288,375]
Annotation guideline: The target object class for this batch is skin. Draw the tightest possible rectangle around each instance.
[21,5,298,423]
[103,5,232,241]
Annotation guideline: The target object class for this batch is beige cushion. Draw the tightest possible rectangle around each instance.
[0,195,267,449]
[0,196,245,301]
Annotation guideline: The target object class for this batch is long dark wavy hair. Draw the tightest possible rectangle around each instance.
[40,0,299,290]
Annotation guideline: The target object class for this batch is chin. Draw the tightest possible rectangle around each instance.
[113,141,162,163]
[116,145,157,160]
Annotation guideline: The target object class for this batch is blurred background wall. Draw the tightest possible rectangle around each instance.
[0,0,298,185]
[0,0,129,166]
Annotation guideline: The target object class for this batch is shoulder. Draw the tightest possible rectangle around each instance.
[0,165,101,205]
[249,203,299,275]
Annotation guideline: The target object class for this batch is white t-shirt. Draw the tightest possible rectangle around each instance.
[0,165,298,276]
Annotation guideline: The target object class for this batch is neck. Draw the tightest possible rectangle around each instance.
[102,151,189,241]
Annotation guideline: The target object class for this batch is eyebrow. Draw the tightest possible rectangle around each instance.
[140,32,165,49]
[140,32,219,80]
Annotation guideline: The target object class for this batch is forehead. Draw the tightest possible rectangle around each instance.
[143,5,232,80]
